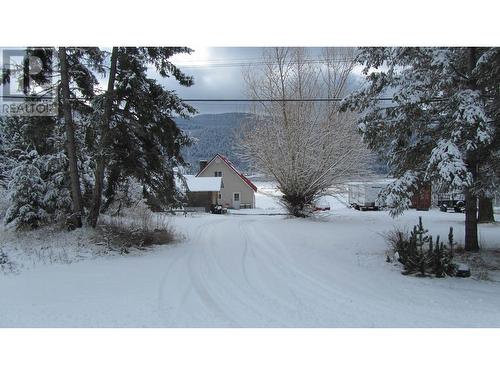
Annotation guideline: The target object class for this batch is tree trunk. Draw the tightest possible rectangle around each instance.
[58,47,83,228]
[464,186,479,251]
[88,47,118,228]
[463,47,480,251]
[478,196,495,223]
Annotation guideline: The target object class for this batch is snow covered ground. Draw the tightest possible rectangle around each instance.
[1,182,500,327]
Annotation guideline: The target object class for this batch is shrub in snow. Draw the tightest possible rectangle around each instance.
[95,206,176,253]
[383,227,409,262]
[385,217,456,277]
[0,248,18,274]
[0,187,9,220]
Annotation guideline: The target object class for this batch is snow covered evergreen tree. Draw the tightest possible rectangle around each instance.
[87,47,196,226]
[0,116,72,229]
[4,149,47,229]
[343,47,499,251]
[475,48,500,223]
[0,47,105,229]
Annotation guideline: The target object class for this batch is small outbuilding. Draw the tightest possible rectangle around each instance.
[410,183,432,211]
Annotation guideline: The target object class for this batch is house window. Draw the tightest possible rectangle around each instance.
[214,171,224,188]
[218,193,222,200]
[233,193,240,201]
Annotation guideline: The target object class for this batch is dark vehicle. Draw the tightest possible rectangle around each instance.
[210,204,227,214]
[313,197,331,212]
[437,192,465,213]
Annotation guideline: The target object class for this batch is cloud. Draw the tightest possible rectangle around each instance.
[157,47,264,114]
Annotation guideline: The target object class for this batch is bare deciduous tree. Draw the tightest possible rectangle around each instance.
[239,47,368,217]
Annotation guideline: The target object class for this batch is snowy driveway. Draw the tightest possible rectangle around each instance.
[1,206,500,327]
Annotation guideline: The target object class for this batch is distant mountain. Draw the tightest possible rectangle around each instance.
[175,112,389,176]
[175,112,252,173]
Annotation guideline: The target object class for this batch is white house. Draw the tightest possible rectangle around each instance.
[194,154,257,209]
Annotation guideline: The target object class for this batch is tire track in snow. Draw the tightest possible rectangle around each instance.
[186,222,240,326]
[157,218,228,326]
[239,219,253,286]
[157,248,192,325]
[242,222,322,325]
[159,215,367,326]
[188,218,280,326]
[238,219,311,322]
[236,219,322,326]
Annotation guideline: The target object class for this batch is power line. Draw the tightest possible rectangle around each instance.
[175,57,357,69]
[0,95,348,102]
[182,98,417,102]
[0,94,447,103]
[177,60,356,69]
[0,94,55,99]
[184,98,343,102]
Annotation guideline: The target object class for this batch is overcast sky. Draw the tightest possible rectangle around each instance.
[161,47,264,114]
[160,47,362,115]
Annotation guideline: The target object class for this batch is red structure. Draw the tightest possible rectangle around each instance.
[411,184,432,211]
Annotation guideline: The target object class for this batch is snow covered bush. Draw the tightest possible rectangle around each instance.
[95,204,177,253]
[385,217,456,277]
[0,187,9,220]
[0,248,18,274]
[383,227,409,263]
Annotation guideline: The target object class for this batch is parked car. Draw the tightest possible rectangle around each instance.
[313,197,331,211]
[210,204,228,214]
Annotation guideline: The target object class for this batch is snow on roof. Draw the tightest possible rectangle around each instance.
[196,154,258,192]
[184,175,222,192]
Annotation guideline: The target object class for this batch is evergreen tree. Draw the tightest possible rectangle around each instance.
[395,217,455,277]
[0,116,73,228]
[87,47,195,226]
[57,47,106,227]
[0,47,105,229]
[474,48,500,222]
[59,47,84,227]
[4,149,48,229]
[343,47,499,251]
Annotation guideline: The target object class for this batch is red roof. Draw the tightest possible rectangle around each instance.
[196,154,257,192]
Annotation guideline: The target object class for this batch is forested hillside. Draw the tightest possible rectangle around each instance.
[175,113,253,173]
[176,112,389,175]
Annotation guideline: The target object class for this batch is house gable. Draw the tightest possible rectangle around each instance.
[196,154,257,192]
